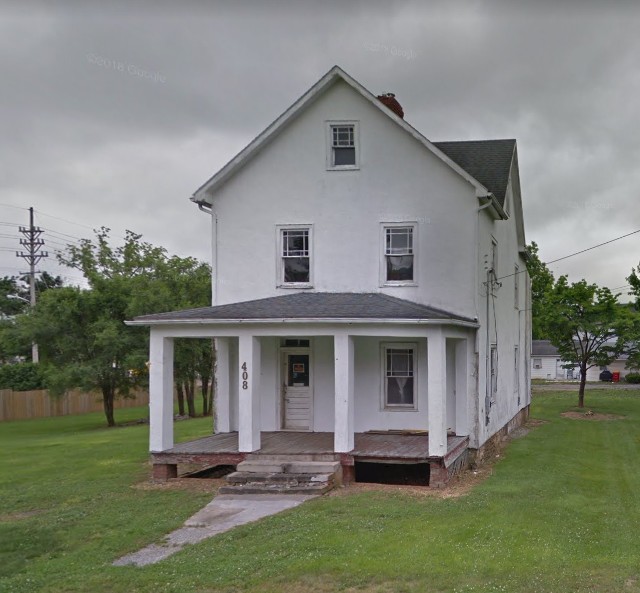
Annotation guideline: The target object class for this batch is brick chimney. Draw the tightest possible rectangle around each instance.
[377,92,404,119]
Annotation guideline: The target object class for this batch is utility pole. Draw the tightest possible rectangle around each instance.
[16,207,48,363]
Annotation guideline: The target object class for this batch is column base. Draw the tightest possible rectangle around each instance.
[152,463,177,481]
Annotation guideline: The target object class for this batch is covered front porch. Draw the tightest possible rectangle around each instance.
[129,293,480,487]
[151,430,470,487]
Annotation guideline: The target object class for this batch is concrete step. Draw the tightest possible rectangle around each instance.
[226,471,334,485]
[218,482,332,495]
[236,461,285,473]
[284,461,341,474]
[246,453,338,462]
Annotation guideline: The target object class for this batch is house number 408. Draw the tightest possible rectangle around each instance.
[241,362,249,390]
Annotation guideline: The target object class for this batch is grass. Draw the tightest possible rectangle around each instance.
[1,390,640,592]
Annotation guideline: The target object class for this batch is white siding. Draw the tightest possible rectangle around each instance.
[200,78,529,450]
[210,80,477,318]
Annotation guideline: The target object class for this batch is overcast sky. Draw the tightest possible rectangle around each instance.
[2,1,639,298]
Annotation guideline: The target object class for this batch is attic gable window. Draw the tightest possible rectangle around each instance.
[277,225,313,288]
[327,122,359,169]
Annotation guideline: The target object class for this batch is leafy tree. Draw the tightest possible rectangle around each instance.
[16,228,212,426]
[0,272,65,317]
[525,242,555,339]
[540,277,632,407]
[0,361,46,390]
[0,276,27,317]
[622,266,640,371]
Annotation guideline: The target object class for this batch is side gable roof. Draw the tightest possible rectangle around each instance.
[434,139,516,207]
[192,65,505,217]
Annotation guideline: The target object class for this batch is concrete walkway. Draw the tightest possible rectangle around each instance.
[113,493,316,567]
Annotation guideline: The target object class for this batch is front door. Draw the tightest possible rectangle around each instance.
[281,350,312,430]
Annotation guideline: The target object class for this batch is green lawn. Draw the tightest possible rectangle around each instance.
[2,391,640,593]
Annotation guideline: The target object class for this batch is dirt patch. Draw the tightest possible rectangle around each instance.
[328,419,544,499]
[561,411,625,421]
[331,463,495,499]
[133,477,225,493]
[0,509,44,522]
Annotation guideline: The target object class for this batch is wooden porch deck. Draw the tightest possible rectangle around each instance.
[152,431,469,465]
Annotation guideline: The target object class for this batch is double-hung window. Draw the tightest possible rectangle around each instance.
[278,226,312,286]
[382,224,416,285]
[383,344,417,409]
[327,122,358,169]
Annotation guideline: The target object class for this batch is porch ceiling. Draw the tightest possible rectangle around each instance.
[128,292,477,326]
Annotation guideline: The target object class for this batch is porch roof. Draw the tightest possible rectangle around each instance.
[129,292,478,326]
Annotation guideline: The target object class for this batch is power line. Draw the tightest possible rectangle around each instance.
[0,204,28,212]
[544,228,640,266]
[34,209,96,232]
[496,227,640,283]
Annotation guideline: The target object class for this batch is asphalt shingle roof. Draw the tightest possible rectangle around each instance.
[434,139,516,206]
[532,340,560,356]
[132,292,476,324]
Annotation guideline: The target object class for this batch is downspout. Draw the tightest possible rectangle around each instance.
[477,196,493,430]
[194,198,218,306]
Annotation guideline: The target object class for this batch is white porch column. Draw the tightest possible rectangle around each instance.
[214,337,231,433]
[334,333,354,453]
[427,327,448,457]
[238,334,261,452]
[455,338,469,436]
[149,330,174,452]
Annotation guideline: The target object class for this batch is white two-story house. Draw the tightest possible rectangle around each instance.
[130,66,531,488]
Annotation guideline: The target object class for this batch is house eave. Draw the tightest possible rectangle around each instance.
[126,317,480,329]
[477,192,508,220]
[192,65,492,204]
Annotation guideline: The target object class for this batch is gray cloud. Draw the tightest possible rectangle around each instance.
[1,1,639,297]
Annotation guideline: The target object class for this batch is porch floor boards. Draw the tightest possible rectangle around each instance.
[161,431,468,461]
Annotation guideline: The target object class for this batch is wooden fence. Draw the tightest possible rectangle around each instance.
[0,389,149,422]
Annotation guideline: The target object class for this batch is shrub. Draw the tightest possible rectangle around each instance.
[624,373,640,384]
[0,362,46,391]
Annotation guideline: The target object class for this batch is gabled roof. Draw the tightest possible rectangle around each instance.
[532,339,629,360]
[129,292,478,326]
[192,65,506,218]
[532,340,560,356]
[434,139,516,207]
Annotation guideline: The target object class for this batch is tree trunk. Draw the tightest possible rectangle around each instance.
[102,386,116,427]
[578,365,587,408]
[186,378,196,417]
[201,376,210,416]
[176,382,185,416]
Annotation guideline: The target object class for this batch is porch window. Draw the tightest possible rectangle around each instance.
[383,344,417,409]
[278,225,312,286]
[381,223,417,285]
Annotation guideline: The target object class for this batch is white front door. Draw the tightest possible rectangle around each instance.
[281,349,312,430]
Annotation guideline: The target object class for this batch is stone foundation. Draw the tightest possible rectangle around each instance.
[469,404,530,466]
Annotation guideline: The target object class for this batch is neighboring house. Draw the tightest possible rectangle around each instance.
[531,339,630,381]
[130,66,532,487]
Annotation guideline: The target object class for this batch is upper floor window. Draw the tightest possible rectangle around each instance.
[381,223,417,285]
[278,225,312,287]
[327,122,359,170]
[514,264,520,309]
